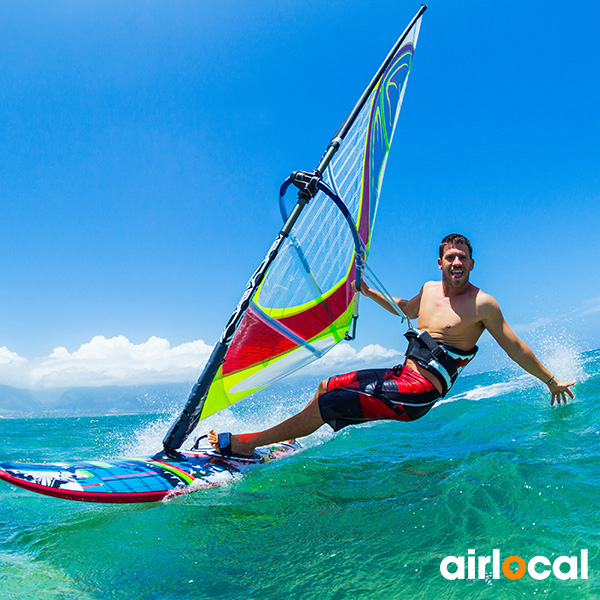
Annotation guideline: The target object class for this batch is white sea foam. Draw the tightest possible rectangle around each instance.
[533,331,589,383]
[120,384,331,456]
[438,374,531,406]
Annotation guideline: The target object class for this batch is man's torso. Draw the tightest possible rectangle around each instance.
[405,280,486,393]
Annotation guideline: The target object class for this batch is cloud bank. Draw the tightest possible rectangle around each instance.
[0,336,402,390]
[0,336,213,389]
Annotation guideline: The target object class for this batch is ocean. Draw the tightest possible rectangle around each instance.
[1,349,598,599]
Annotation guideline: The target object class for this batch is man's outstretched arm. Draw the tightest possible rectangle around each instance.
[353,280,421,319]
[480,295,575,405]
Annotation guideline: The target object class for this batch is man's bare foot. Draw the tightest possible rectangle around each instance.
[207,429,256,456]
[207,430,298,455]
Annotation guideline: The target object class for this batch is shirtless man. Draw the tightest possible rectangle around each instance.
[208,233,575,457]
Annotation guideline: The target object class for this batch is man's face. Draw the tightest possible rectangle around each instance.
[438,243,474,288]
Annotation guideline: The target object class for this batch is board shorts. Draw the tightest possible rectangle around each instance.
[318,365,441,432]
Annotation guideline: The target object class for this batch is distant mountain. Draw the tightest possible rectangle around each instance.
[0,385,44,416]
[51,383,190,415]
[0,383,191,417]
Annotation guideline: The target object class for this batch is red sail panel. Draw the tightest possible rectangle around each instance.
[222,307,297,375]
[222,279,352,376]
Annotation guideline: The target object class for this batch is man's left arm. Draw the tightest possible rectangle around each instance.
[480,295,575,405]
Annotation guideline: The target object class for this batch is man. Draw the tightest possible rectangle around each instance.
[208,233,575,457]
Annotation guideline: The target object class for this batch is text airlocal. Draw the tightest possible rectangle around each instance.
[440,549,588,580]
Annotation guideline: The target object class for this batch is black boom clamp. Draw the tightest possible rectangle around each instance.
[289,171,322,201]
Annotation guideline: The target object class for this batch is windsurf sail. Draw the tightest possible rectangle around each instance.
[162,5,426,456]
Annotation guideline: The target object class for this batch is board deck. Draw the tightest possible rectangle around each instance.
[0,441,300,503]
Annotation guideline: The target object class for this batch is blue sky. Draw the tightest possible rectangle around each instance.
[0,1,598,388]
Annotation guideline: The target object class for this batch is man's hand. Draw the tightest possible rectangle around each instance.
[548,379,576,405]
[350,279,370,296]
[351,280,370,295]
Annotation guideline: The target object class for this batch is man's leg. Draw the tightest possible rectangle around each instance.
[208,380,328,455]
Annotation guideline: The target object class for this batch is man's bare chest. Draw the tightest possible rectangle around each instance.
[417,290,483,346]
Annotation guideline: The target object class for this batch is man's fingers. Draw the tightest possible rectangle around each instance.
[553,392,568,404]
[551,390,572,405]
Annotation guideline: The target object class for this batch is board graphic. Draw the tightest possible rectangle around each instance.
[0,441,300,503]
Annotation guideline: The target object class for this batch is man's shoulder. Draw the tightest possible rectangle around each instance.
[475,288,501,313]
[422,280,440,292]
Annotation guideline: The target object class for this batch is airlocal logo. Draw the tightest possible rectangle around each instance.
[440,549,589,581]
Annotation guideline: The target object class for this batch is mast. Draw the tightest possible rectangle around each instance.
[161,5,427,457]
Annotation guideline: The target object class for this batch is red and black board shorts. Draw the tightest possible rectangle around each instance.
[318,365,441,432]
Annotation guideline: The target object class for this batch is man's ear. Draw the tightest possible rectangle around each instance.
[438,257,443,270]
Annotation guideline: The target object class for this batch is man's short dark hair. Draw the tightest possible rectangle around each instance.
[439,233,473,259]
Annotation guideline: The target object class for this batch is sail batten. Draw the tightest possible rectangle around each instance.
[162,6,427,454]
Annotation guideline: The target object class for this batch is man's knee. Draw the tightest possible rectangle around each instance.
[317,379,328,396]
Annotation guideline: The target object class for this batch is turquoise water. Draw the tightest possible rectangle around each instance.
[1,350,599,599]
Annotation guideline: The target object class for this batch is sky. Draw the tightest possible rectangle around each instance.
[0,0,598,389]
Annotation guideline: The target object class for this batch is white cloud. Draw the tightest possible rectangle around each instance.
[0,336,213,390]
[0,346,28,367]
[0,336,403,390]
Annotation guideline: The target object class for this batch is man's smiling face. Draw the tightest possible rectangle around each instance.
[438,243,474,288]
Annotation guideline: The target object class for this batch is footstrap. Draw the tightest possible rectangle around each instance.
[217,432,233,457]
